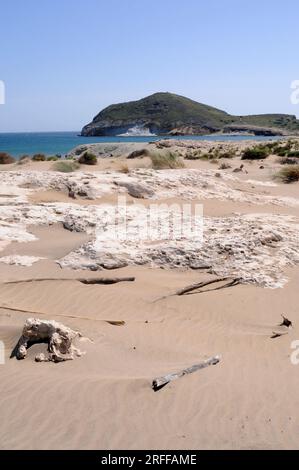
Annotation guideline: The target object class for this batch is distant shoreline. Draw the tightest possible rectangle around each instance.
[0,131,285,158]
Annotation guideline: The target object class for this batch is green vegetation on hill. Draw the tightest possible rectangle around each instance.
[81,92,299,137]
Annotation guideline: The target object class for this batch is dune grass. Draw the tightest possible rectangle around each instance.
[274,165,299,183]
[149,150,185,169]
[52,161,80,173]
[32,153,46,161]
[118,162,130,173]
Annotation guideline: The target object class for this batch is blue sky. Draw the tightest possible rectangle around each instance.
[0,0,299,132]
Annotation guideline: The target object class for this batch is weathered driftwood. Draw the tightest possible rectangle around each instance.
[79,277,135,285]
[271,331,289,339]
[4,277,135,285]
[176,278,240,296]
[152,355,221,392]
[14,318,84,363]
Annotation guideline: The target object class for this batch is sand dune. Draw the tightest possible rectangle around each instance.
[1,264,299,449]
[1,145,299,449]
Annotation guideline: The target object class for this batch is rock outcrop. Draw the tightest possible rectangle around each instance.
[1,162,299,288]
[15,318,84,363]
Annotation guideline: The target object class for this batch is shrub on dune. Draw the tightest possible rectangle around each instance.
[185,150,202,160]
[127,148,150,159]
[0,152,15,164]
[273,143,292,157]
[32,153,46,161]
[47,156,58,161]
[219,162,231,170]
[78,151,98,165]
[149,150,185,169]
[241,146,270,160]
[118,163,130,173]
[52,161,80,173]
[219,149,237,159]
[287,150,299,158]
[275,165,299,183]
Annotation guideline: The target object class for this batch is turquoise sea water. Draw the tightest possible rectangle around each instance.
[0,132,282,158]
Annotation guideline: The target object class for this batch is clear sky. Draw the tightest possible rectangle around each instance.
[1,0,299,132]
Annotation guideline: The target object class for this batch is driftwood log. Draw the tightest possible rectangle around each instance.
[4,277,135,286]
[14,318,84,363]
[271,331,289,339]
[152,355,221,392]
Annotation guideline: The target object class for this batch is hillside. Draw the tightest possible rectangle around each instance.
[81,92,299,137]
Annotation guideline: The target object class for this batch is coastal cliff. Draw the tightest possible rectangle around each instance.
[81,92,299,137]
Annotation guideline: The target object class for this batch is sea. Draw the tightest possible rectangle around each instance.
[0,131,283,158]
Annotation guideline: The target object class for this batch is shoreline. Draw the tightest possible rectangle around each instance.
[0,132,287,158]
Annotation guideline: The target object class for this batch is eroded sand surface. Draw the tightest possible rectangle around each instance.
[1,141,299,449]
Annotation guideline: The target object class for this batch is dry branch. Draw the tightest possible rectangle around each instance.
[0,305,125,325]
[152,355,221,391]
[176,277,239,296]
[155,277,240,302]
[3,277,135,285]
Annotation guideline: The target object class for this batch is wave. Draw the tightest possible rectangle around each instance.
[117,125,156,137]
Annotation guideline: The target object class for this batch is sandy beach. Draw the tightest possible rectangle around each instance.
[1,140,299,450]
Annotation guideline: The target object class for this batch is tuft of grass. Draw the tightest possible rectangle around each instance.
[47,156,58,161]
[118,163,130,173]
[0,152,15,164]
[185,150,202,160]
[32,153,46,161]
[149,150,185,169]
[219,149,237,159]
[78,151,97,165]
[219,162,231,170]
[52,161,80,173]
[275,165,299,183]
[127,148,150,159]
